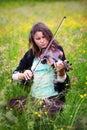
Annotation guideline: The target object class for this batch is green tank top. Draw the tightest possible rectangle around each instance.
[31,58,58,99]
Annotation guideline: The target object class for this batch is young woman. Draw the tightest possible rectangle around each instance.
[12,22,70,116]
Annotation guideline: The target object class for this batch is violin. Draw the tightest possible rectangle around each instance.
[41,46,72,72]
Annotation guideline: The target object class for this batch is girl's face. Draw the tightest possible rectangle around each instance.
[34,31,49,49]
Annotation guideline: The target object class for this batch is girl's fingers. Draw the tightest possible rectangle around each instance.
[23,70,33,80]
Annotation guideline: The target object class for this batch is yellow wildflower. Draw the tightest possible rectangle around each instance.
[10,108,13,111]
[84,94,87,97]
[83,50,86,53]
[35,112,38,115]
[44,111,47,115]
[7,79,12,83]
[72,82,76,85]
[6,106,8,110]
[80,95,84,98]
[37,113,41,118]
[60,128,63,130]
[85,82,87,85]
[35,112,41,118]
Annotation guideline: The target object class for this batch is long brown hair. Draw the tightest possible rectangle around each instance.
[29,22,59,56]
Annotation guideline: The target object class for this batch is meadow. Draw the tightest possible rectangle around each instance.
[0,0,87,130]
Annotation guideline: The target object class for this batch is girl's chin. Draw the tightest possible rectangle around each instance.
[41,45,47,49]
[41,46,46,49]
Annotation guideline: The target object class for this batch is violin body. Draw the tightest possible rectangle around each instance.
[41,46,72,72]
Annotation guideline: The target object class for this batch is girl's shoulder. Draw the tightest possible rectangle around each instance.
[57,45,64,51]
[23,48,35,59]
[19,48,35,67]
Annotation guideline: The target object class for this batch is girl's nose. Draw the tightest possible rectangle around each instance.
[40,38,44,43]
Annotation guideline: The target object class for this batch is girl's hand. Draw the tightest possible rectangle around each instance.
[54,60,65,71]
[54,60,65,77]
[23,70,33,80]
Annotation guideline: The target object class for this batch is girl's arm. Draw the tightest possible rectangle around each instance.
[12,49,34,81]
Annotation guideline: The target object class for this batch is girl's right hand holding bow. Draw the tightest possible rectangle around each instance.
[18,70,33,81]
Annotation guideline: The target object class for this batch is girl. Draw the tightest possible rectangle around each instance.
[12,22,70,116]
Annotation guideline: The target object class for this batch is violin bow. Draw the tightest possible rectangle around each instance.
[33,16,66,72]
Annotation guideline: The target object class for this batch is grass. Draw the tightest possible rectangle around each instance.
[0,0,87,130]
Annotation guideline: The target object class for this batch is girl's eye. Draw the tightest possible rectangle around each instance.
[36,37,44,40]
[35,38,40,40]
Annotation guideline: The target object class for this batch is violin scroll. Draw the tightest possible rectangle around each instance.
[63,60,72,72]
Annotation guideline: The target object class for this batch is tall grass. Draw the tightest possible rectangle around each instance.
[0,0,87,130]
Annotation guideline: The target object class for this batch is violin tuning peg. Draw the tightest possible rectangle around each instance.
[70,63,72,66]
[67,61,69,63]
